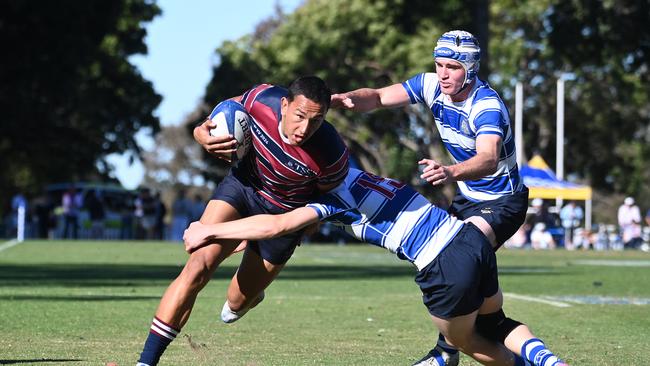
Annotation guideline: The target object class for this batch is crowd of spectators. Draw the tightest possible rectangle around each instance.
[505,196,649,251]
[3,185,176,241]
[3,187,650,251]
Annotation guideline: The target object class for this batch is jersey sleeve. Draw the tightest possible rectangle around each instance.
[401,73,440,107]
[240,84,285,116]
[239,85,258,103]
[307,183,356,221]
[470,92,505,137]
[204,84,258,120]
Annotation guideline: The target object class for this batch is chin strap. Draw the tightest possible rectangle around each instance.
[451,77,475,96]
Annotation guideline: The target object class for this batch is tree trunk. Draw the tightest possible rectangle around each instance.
[471,0,490,79]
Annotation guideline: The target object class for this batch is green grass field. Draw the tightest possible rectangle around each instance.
[1,240,649,365]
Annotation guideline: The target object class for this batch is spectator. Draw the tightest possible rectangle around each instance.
[504,223,529,249]
[62,187,81,239]
[642,209,650,253]
[530,222,556,250]
[85,189,106,239]
[618,196,642,248]
[607,224,624,250]
[134,188,156,240]
[142,191,157,239]
[593,224,609,251]
[560,201,583,249]
[190,194,206,223]
[170,190,192,241]
[530,198,556,228]
[572,227,592,250]
[33,193,54,239]
[119,194,135,240]
[153,192,167,240]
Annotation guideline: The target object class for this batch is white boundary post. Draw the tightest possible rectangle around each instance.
[515,82,524,168]
[585,198,592,230]
[556,77,565,209]
[17,205,25,243]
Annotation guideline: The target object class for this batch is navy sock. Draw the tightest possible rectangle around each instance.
[436,333,459,354]
[137,317,179,366]
[514,353,533,366]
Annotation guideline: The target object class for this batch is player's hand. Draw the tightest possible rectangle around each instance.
[418,159,453,186]
[232,240,248,254]
[193,118,238,162]
[183,221,213,253]
[330,93,355,109]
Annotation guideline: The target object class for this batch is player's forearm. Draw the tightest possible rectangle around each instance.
[185,208,319,254]
[206,208,319,241]
[448,152,498,181]
[207,215,287,241]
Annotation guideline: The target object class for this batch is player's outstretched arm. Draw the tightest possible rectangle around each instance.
[330,84,410,112]
[183,207,320,253]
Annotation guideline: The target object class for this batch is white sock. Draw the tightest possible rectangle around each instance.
[220,301,242,323]
[220,291,265,324]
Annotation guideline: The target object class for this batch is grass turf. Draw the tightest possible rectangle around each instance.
[1,240,649,365]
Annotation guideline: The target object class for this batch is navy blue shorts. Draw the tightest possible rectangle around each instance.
[211,172,303,265]
[414,223,499,319]
[448,186,529,249]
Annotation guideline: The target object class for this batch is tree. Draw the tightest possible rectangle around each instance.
[200,0,479,201]
[196,0,650,211]
[0,0,161,214]
[546,0,650,199]
[489,0,650,209]
[142,105,217,193]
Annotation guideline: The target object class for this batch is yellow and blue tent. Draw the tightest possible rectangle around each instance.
[520,155,592,228]
[520,155,592,200]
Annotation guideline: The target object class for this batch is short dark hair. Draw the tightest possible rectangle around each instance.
[287,75,331,110]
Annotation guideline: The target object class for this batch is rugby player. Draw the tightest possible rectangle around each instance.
[331,30,533,364]
[136,76,349,366]
[184,168,568,366]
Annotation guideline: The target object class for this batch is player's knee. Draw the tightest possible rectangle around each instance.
[183,255,217,288]
[476,309,523,343]
[443,332,472,352]
[439,327,475,351]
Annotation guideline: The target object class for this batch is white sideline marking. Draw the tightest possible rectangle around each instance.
[0,239,20,253]
[546,295,650,305]
[499,268,554,274]
[571,259,650,267]
[504,292,572,308]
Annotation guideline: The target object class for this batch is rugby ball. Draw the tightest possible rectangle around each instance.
[208,100,252,162]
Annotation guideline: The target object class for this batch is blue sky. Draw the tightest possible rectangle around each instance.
[108,0,303,189]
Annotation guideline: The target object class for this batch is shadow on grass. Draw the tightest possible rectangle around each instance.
[0,262,563,288]
[0,263,193,287]
[0,294,162,302]
[0,359,83,364]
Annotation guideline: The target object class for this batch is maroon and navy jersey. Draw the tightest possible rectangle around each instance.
[233,84,349,210]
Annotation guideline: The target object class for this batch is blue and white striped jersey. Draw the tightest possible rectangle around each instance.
[307,169,464,270]
[402,73,523,201]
